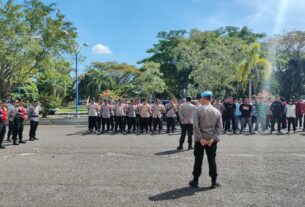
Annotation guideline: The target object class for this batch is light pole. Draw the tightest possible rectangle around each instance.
[75,43,89,117]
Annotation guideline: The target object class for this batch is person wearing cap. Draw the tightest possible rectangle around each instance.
[7,100,18,142]
[28,100,40,141]
[0,100,8,149]
[189,91,222,189]
[177,96,196,150]
[8,100,21,145]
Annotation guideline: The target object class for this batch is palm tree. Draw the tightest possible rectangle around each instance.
[237,43,271,98]
[87,69,113,98]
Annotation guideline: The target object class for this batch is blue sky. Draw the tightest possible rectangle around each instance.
[43,0,305,72]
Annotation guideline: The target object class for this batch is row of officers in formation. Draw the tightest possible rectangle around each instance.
[0,99,40,149]
[87,95,303,150]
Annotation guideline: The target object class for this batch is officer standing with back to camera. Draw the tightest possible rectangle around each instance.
[177,96,196,150]
[189,91,222,189]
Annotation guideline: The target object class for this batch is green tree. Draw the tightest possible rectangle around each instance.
[136,62,166,99]
[140,30,187,97]
[0,0,77,98]
[237,43,271,98]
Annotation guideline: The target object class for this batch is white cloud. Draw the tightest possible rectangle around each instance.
[92,44,112,55]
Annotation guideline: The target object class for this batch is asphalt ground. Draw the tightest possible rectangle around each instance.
[1,125,305,207]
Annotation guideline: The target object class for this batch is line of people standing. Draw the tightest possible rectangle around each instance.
[213,96,304,135]
[0,99,40,149]
[87,99,179,134]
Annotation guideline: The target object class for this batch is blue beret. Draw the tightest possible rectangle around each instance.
[201,91,213,98]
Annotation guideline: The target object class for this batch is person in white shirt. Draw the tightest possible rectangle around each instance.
[177,97,196,150]
[139,100,152,133]
[101,100,111,133]
[88,99,99,133]
[114,99,127,133]
[285,99,296,134]
[152,99,165,133]
[165,100,177,133]
[127,100,138,133]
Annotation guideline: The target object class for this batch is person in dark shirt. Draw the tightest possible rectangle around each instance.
[270,96,284,134]
[239,98,254,134]
[224,97,236,134]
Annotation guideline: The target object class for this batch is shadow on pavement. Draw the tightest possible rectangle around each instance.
[66,131,91,136]
[155,149,188,156]
[149,186,212,201]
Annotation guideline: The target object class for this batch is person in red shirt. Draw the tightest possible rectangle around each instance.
[295,99,304,129]
[0,99,8,149]
[17,98,26,144]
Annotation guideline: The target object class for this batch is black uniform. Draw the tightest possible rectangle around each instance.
[224,103,236,132]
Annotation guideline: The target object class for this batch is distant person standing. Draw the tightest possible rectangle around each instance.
[101,100,111,133]
[165,100,177,133]
[286,99,296,134]
[295,99,303,129]
[152,99,165,133]
[7,100,18,142]
[139,100,152,133]
[28,100,40,141]
[189,91,222,189]
[88,99,99,133]
[213,98,225,130]
[256,97,266,132]
[0,100,8,149]
[265,98,273,131]
[177,96,196,150]
[224,97,236,134]
[239,98,254,134]
[234,99,242,130]
[17,99,26,143]
[127,100,138,133]
[270,96,284,135]
[114,99,127,133]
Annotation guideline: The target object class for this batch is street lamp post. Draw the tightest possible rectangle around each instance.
[75,43,89,118]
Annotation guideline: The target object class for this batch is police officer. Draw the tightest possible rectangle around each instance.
[165,100,177,133]
[127,100,138,133]
[88,99,99,133]
[7,100,18,141]
[177,96,196,150]
[189,91,222,189]
[152,99,165,133]
[101,100,111,133]
[139,100,152,133]
[28,100,40,141]
[114,99,127,133]
[0,100,8,149]
[18,99,26,143]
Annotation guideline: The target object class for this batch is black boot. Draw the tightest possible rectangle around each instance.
[13,140,19,145]
[189,178,199,188]
[177,145,183,150]
[211,178,221,189]
[188,144,193,150]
